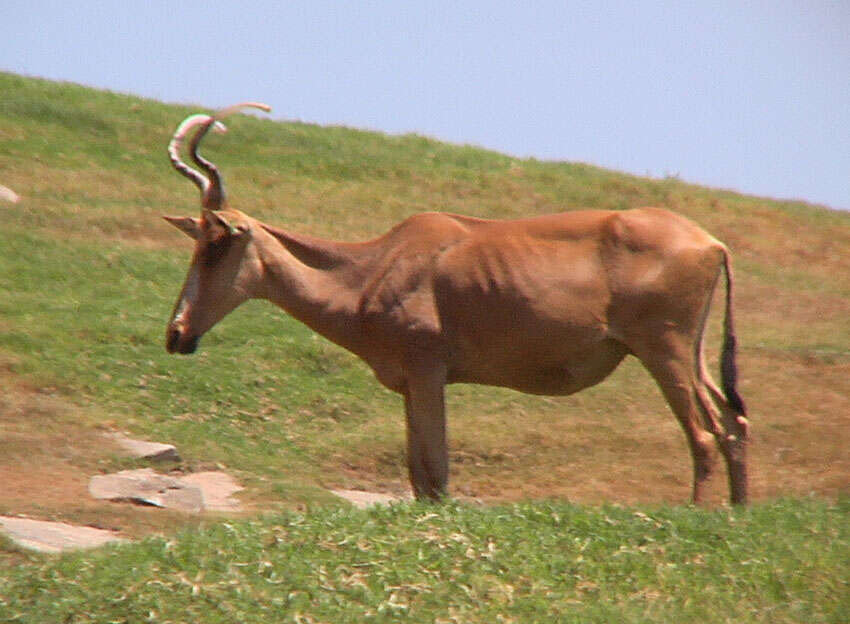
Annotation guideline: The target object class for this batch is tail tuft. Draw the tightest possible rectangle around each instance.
[721,332,747,415]
[720,248,747,416]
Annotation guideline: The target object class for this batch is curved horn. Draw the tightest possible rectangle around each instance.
[188,102,272,210]
[168,114,227,196]
[214,101,272,119]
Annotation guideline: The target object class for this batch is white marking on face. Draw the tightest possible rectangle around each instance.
[173,266,200,325]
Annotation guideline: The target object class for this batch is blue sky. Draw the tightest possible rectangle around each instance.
[4,1,849,210]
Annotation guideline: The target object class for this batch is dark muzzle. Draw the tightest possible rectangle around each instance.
[166,327,200,354]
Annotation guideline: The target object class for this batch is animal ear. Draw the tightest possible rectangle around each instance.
[163,215,202,240]
[205,210,250,238]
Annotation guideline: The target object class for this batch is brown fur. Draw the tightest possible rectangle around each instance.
[164,108,749,504]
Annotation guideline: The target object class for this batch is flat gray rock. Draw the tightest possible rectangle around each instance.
[89,468,204,513]
[330,489,407,509]
[89,469,243,513]
[179,471,244,512]
[107,434,180,462]
[0,516,125,553]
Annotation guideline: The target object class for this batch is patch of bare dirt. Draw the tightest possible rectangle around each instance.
[332,350,850,507]
[0,375,222,549]
[1,338,847,556]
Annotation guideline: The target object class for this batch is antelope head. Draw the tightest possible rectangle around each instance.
[163,102,271,354]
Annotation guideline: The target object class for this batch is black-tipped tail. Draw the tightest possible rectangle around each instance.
[721,331,746,415]
[720,249,747,416]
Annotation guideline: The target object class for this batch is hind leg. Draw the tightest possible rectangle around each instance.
[636,331,748,505]
[699,371,749,504]
[635,339,720,504]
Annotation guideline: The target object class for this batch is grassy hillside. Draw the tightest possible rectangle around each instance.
[1,70,848,622]
[2,499,847,623]
[1,71,849,516]
[2,70,849,508]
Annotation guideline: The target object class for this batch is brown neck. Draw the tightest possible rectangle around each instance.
[253,223,374,354]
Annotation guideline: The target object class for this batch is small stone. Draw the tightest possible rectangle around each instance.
[330,489,406,509]
[0,516,125,553]
[180,472,244,512]
[89,468,203,513]
[88,469,244,513]
[0,185,20,203]
[107,434,180,462]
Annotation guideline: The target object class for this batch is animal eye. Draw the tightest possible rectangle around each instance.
[202,236,234,267]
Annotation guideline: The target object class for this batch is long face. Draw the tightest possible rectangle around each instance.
[164,103,272,354]
[164,210,260,354]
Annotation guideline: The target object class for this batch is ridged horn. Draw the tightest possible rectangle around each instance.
[168,114,227,197]
[168,102,271,210]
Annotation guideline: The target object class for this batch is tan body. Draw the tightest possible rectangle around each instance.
[164,106,749,504]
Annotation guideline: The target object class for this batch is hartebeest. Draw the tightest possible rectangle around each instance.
[163,104,750,504]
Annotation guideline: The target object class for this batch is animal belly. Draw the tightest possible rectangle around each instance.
[448,337,629,396]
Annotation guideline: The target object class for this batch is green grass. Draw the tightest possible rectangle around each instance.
[3,70,850,497]
[2,71,849,499]
[1,499,847,623]
[0,223,402,500]
[1,71,849,622]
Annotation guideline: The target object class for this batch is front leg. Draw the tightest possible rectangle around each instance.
[403,363,449,501]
